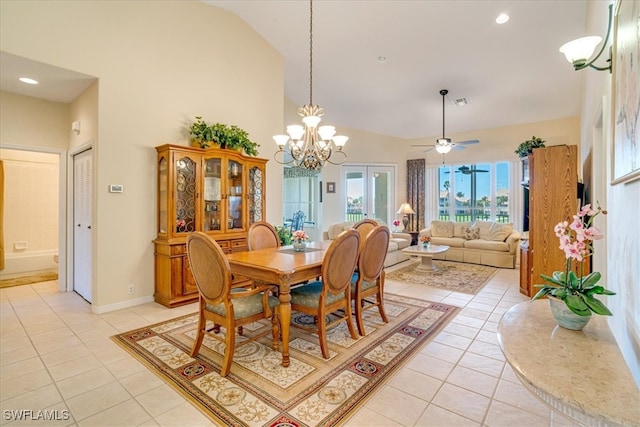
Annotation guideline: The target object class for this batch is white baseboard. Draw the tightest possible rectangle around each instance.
[91,295,155,314]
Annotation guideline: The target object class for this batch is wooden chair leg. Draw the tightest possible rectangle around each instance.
[318,308,329,359]
[190,312,206,357]
[355,297,367,336]
[220,322,236,377]
[271,314,279,351]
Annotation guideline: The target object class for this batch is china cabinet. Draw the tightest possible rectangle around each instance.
[154,144,267,307]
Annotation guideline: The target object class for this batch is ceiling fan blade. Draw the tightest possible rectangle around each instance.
[410,144,435,147]
[455,139,480,146]
[452,145,466,151]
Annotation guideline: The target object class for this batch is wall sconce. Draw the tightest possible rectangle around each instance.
[559,3,613,73]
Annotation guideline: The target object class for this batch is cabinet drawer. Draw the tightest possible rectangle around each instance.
[231,238,247,252]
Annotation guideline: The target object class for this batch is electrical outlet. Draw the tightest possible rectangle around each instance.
[128,284,135,295]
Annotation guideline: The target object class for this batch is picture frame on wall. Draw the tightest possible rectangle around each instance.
[326,182,336,193]
[611,0,640,185]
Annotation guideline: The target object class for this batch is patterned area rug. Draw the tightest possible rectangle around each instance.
[111,294,459,426]
[386,260,498,294]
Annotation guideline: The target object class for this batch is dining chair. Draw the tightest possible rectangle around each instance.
[186,232,280,377]
[289,229,360,359]
[247,221,280,251]
[353,218,379,251]
[351,225,390,336]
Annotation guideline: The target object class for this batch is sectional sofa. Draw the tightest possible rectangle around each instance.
[419,220,520,268]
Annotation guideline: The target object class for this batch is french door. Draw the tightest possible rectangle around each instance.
[342,165,395,225]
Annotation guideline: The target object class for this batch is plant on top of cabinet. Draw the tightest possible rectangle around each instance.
[515,136,545,158]
[188,117,260,156]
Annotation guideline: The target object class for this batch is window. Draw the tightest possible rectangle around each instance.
[283,168,318,229]
[438,162,511,223]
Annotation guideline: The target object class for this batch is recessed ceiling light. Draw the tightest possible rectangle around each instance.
[377,56,386,63]
[19,77,39,85]
[496,13,510,24]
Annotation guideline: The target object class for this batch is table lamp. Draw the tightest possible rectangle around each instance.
[397,202,415,231]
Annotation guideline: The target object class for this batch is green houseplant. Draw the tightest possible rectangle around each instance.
[515,136,545,158]
[189,117,260,156]
[532,203,615,329]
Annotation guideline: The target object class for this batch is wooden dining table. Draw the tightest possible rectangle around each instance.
[226,240,331,367]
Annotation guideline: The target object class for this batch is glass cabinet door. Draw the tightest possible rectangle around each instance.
[175,156,197,234]
[227,159,244,231]
[203,157,222,232]
[248,165,264,225]
[158,157,168,234]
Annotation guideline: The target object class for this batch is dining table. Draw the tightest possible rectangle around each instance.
[226,240,331,367]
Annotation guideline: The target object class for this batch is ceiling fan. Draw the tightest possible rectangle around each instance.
[445,165,489,175]
[411,89,479,154]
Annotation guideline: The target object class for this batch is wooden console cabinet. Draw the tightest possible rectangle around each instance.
[153,144,267,307]
[520,145,580,297]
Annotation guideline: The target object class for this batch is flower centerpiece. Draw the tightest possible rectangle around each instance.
[532,203,615,330]
[292,230,310,252]
[419,234,431,248]
[392,219,401,232]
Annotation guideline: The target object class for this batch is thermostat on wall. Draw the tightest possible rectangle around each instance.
[109,184,124,193]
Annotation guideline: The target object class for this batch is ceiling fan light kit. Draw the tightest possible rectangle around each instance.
[410,89,479,160]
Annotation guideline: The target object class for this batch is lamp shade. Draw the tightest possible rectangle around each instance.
[397,203,415,215]
[559,36,602,65]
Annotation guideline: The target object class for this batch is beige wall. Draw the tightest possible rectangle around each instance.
[0,91,70,149]
[1,1,284,310]
[579,1,639,386]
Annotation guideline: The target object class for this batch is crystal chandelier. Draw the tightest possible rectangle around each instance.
[273,0,347,171]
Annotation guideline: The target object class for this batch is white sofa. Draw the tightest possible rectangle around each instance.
[323,220,412,267]
[419,220,520,268]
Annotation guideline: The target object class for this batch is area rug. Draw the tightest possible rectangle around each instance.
[111,294,459,427]
[0,272,58,288]
[386,260,497,294]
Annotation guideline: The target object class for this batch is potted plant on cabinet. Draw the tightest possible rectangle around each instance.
[189,117,260,156]
[515,136,545,158]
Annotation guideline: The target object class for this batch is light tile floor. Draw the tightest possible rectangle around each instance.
[0,262,581,426]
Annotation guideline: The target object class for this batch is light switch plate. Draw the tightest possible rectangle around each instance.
[109,184,123,193]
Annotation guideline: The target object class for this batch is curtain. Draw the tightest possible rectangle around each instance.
[406,159,425,232]
[424,166,440,226]
[0,160,4,270]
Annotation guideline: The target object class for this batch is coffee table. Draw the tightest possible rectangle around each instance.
[402,244,450,271]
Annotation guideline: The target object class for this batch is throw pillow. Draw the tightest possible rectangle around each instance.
[453,221,471,238]
[473,220,493,240]
[462,226,480,240]
[488,222,514,241]
[431,221,454,237]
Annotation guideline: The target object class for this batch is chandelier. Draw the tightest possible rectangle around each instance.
[273,0,347,171]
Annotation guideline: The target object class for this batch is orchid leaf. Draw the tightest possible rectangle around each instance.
[565,294,591,316]
[582,294,613,316]
[580,271,601,288]
[540,274,564,287]
[532,286,554,300]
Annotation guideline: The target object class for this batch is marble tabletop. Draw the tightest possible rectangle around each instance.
[498,300,640,427]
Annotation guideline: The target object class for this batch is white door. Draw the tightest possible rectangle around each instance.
[343,166,395,224]
[73,149,92,302]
